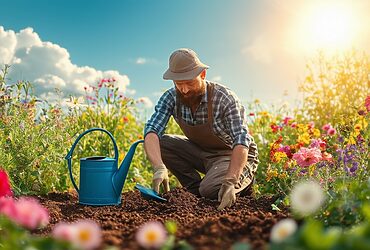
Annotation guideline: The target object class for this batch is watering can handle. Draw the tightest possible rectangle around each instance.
[65,128,119,193]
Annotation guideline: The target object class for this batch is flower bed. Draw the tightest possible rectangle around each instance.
[35,189,289,249]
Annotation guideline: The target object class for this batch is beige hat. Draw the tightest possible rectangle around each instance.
[163,48,209,80]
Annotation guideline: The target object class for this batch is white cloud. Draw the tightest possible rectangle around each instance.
[136,57,147,64]
[0,26,131,102]
[125,88,137,96]
[136,96,153,108]
[242,35,273,63]
[210,76,222,82]
[152,91,164,97]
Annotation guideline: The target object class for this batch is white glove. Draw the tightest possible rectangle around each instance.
[217,177,237,210]
[152,163,170,193]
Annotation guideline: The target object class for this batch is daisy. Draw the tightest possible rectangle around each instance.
[136,221,167,249]
[290,180,325,216]
[270,218,298,243]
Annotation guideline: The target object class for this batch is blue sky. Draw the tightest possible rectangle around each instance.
[1,0,369,114]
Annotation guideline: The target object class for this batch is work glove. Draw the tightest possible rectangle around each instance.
[152,163,170,194]
[217,177,237,210]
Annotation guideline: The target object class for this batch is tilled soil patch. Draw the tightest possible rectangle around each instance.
[35,188,289,250]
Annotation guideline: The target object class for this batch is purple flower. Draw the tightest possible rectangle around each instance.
[350,164,358,173]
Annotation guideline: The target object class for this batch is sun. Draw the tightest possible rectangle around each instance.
[309,6,353,48]
[293,2,359,53]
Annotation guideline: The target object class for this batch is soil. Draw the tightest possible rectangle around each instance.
[35,188,289,250]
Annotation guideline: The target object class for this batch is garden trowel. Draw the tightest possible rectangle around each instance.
[135,183,167,202]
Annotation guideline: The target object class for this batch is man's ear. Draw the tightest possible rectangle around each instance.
[200,69,206,80]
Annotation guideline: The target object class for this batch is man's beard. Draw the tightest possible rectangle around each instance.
[176,87,205,108]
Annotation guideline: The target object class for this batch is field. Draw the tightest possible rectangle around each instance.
[0,51,369,250]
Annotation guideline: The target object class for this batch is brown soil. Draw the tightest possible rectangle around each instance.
[35,188,289,250]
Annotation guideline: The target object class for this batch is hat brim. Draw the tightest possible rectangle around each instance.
[163,65,209,81]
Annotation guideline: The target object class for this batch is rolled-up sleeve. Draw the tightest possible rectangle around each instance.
[222,94,253,148]
[144,89,175,138]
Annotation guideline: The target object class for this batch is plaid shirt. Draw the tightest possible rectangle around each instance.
[144,81,255,149]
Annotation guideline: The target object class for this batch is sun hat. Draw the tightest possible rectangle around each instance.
[163,48,209,80]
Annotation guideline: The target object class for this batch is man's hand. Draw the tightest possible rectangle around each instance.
[152,163,170,193]
[217,177,237,210]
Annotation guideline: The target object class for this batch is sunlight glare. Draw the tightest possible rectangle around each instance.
[295,2,359,53]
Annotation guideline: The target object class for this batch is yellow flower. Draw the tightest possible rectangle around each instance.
[313,128,321,138]
[298,133,310,145]
[279,172,288,179]
[346,135,356,145]
[266,168,279,181]
[296,124,307,133]
[274,152,287,163]
[254,99,261,104]
[258,111,270,117]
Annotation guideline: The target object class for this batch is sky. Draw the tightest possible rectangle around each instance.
[1,0,369,117]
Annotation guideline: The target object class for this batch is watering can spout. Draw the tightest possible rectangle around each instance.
[112,139,144,197]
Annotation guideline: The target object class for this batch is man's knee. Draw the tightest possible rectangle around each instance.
[199,181,220,199]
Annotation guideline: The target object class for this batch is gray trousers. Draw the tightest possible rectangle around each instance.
[160,134,255,199]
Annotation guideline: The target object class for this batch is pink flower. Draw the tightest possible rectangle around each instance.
[282,116,293,125]
[327,128,336,136]
[53,222,75,242]
[53,220,102,249]
[292,147,323,167]
[0,169,13,197]
[1,196,49,229]
[290,122,297,128]
[322,124,332,131]
[308,121,315,129]
[136,221,167,249]
[73,220,102,250]
[0,196,17,218]
[310,139,326,150]
[13,197,49,229]
[365,95,370,112]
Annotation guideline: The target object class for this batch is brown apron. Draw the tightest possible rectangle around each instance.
[176,82,231,151]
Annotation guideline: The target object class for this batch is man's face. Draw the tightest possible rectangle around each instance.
[174,73,206,108]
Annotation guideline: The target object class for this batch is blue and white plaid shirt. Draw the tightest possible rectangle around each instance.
[144,81,255,149]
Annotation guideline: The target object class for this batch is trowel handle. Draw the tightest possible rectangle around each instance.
[65,128,119,193]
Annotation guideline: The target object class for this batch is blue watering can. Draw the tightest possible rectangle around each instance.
[65,128,143,206]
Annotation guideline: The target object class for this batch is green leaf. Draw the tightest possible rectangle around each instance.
[165,220,177,235]
[231,242,251,250]
[272,204,282,211]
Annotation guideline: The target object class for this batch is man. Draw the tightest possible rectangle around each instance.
[144,48,259,210]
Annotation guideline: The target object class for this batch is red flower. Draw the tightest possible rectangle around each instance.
[282,116,293,125]
[0,169,13,197]
[365,95,370,112]
[270,124,282,133]
[249,112,255,116]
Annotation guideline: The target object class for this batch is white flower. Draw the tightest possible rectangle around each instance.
[290,180,325,216]
[136,221,167,249]
[270,218,298,243]
[72,220,102,250]
[52,220,102,250]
